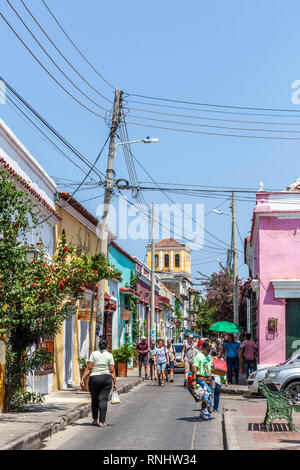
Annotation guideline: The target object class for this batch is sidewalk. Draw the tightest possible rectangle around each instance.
[0,369,145,450]
[223,395,300,450]
[218,373,249,396]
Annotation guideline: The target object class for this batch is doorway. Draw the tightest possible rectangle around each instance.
[286,299,300,359]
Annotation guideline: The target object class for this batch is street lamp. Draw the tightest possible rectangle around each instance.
[115,137,159,149]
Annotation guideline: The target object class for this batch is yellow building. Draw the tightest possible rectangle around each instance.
[53,191,114,391]
[147,238,191,277]
[147,238,193,333]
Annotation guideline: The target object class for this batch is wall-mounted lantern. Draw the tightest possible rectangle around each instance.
[268,317,278,332]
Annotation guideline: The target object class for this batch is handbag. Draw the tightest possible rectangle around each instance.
[111,390,120,404]
[211,358,227,376]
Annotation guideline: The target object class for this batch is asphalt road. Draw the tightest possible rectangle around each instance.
[41,373,224,450]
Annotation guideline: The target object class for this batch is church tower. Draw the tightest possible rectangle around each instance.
[146,237,191,279]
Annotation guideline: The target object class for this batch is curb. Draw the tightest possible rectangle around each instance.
[2,377,144,451]
[223,409,241,450]
[221,387,248,396]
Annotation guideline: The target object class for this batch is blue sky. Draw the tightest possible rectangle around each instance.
[1,0,300,282]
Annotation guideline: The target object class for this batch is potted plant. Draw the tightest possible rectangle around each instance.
[78,357,89,391]
[112,343,137,377]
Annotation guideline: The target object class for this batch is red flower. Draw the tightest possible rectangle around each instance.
[31,260,35,264]
[63,246,69,252]
[92,270,98,274]
[31,283,37,288]
[36,242,42,245]
[50,266,55,271]
[45,278,51,282]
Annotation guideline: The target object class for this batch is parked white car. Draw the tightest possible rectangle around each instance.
[247,350,300,394]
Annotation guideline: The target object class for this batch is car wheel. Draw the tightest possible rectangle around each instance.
[285,381,300,405]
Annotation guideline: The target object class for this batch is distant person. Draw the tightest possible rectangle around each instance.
[222,334,241,384]
[80,339,117,427]
[242,333,257,379]
[156,339,169,386]
[166,339,176,383]
[149,340,158,380]
[181,334,198,387]
[136,336,149,379]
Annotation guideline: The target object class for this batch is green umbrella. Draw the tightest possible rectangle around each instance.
[209,321,240,333]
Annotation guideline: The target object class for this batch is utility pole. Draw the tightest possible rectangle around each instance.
[232,191,239,326]
[95,89,122,349]
[150,203,156,343]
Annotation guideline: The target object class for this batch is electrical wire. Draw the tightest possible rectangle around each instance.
[126,92,300,114]
[41,0,115,90]
[0,12,108,120]
[124,119,300,141]
[5,1,111,114]
[113,191,229,254]
[125,104,300,127]
[1,76,105,181]
[126,98,300,119]
[32,132,110,228]
[19,0,113,104]
[3,89,101,183]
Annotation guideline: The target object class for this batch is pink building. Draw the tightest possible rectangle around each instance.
[245,183,300,368]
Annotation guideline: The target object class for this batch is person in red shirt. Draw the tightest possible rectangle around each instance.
[136,336,149,379]
[242,333,258,379]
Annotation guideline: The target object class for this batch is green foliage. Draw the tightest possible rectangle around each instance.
[196,304,218,336]
[0,171,122,411]
[8,390,45,413]
[78,357,88,369]
[112,342,137,364]
[175,300,183,337]
[126,270,139,344]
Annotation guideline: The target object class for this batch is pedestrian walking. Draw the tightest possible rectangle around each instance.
[156,339,169,386]
[210,351,227,412]
[181,334,198,387]
[149,340,158,380]
[192,341,213,420]
[136,336,149,379]
[80,339,117,427]
[222,333,242,384]
[242,333,258,379]
[166,339,176,382]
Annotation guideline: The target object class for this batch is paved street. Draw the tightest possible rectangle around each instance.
[40,373,223,451]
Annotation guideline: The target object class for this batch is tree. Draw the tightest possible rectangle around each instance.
[0,171,121,411]
[196,263,248,332]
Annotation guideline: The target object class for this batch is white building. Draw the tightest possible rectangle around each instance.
[0,119,60,395]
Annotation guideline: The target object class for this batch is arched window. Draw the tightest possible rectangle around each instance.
[164,254,169,268]
[175,254,180,268]
[155,254,159,268]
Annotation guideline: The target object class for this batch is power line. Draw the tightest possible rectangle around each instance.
[126,98,300,119]
[1,76,105,181]
[3,89,100,182]
[127,92,300,114]
[124,119,300,141]
[33,132,110,228]
[5,1,111,114]
[125,103,300,127]
[19,0,113,104]
[41,0,115,90]
[126,148,235,252]
[0,12,108,120]
[113,188,230,255]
